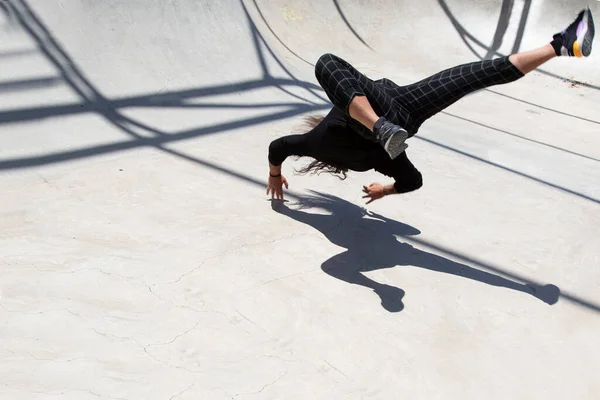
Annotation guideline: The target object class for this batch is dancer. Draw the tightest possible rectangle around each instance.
[266,8,595,203]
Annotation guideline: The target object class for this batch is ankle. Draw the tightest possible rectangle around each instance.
[373,116,387,135]
[550,36,563,56]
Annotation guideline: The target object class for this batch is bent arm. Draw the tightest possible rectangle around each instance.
[371,175,420,202]
[389,152,423,195]
[392,172,422,194]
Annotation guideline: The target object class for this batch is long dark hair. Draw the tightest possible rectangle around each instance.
[293,114,349,180]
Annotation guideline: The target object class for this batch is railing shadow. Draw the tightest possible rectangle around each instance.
[441,111,600,163]
[0,76,61,93]
[0,0,331,170]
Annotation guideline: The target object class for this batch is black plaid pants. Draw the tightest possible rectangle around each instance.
[314,53,524,140]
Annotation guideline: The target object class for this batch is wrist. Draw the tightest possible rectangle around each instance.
[269,163,282,177]
[383,184,396,196]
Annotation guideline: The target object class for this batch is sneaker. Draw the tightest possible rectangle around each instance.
[552,7,595,57]
[373,117,409,159]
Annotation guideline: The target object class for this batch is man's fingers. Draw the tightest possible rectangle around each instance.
[284,180,289,189]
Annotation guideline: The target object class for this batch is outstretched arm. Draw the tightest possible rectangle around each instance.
[266,161,288,200]
[266,134,311,200]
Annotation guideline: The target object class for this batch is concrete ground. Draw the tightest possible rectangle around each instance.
[1,0,600,399]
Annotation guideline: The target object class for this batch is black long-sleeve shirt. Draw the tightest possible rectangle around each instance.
[268,107,422,193]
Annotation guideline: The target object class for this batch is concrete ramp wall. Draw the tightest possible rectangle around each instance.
[1,1,599,399]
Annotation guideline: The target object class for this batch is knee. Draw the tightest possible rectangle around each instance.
[316,53,336,67]
[315,53,338,78]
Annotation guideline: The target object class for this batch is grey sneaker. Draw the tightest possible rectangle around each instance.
[373,117,409,159]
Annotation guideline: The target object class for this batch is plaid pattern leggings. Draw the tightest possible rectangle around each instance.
[314,53,524,140]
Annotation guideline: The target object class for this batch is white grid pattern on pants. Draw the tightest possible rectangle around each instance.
[394,57,524,130]
[315,54,523,138]
[315,53,408,141]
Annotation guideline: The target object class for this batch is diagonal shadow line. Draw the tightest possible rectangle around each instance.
[0,104,329,170]
[250,0,314,67]
[11,0,110,107]
[0,0,17,25]
[244,5,317,106]
[441,111,600,163]
[484,0,514,60]
[0,48,36,59]
[332,0,373,51]
[415,135,600,204]
[0,79,322,124]
[241,0,330,105]
[437,0,600,91]
[113,113,168,137]
[437,0,488,59]
[127,101,312,109]
[0,76,61,93]
[152,147,600,314]
[484,89,600,125]
[246,1,270,79]
[0,101,92,124]
[511,0,532,54]
[0,78,325,125]
[123,78,324,105]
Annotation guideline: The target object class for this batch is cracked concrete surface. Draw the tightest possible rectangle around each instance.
[1,0,600,399]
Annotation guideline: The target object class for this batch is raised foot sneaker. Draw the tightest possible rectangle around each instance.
[552,7,595,57]
[373,116,409,159]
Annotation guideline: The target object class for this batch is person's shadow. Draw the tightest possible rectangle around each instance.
[271,191,560,312]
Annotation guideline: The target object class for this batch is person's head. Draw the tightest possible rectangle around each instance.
[294,114,349,180]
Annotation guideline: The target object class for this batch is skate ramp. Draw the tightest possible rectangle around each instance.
[1,0,600,399]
